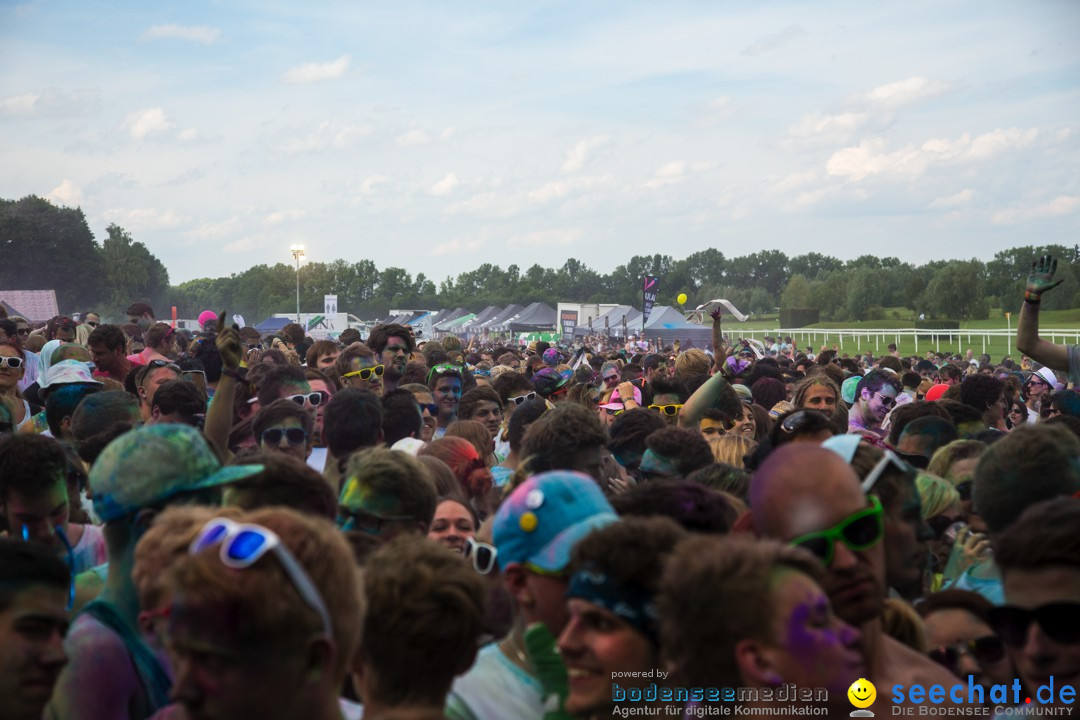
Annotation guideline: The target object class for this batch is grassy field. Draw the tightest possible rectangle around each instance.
[723,308,1080,361]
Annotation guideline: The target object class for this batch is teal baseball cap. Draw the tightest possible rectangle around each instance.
[493,471,617,573]
[90,424,262,522]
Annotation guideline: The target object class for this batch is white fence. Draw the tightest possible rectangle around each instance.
[733,327,1080,357]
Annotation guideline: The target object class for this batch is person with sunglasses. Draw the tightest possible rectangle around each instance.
[399,382,439,443]
[47,425,262,720]
[253,398,314,463]
[448,471,617,720]
[751,443,960,714]
[256,364,316,412]
[365,322,415,393]
[646,376,685,427]
[0,538,71,720]
[1023,366,1059,423]
[917,590,1014,705]
[334,342,385,396]
[135,359,181,423]
[987,499,1080,712]
[849,369,902,439]
[336,446,436,551]
[0,341,39,432]
[165,507,362,720]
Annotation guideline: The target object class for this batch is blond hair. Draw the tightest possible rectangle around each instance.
[708,434,756,468]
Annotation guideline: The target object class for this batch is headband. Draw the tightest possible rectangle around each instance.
[566,565,659,645]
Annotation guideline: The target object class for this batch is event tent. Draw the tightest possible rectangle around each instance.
[459,305,499,332]
[495,302,557,333]
[642,305,712,347]
[573,305,641,338]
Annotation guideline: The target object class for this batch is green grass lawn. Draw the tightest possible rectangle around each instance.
[722,308,1080,360]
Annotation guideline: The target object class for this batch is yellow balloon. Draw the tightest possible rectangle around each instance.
[677,293,688,305]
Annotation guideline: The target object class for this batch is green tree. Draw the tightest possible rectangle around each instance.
[780,274,813,308]
[99,224,170,312]
[0,195,105,311]
[922,261,988,320]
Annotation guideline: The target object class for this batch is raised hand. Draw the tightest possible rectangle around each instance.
[1026,254,1064,302]
[215,311,242,371]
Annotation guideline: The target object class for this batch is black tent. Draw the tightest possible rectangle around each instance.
[499,302,557,333]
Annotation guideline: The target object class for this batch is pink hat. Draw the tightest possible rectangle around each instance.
[925,384,950,402]
[198,310,218,330]
[599,386,642,409]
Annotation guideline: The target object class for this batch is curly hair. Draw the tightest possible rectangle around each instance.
[521,403,608,474]
[644,426,714,476]
[610,479,739,534]
[959,375,1004,414]
[0,434,67,500]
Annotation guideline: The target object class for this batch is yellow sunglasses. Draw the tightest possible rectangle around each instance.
[648,403,684,416]
[343,364,385,381]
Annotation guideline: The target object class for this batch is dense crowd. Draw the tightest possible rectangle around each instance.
[0,255,1078,720]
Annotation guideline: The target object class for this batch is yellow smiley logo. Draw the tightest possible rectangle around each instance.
[847,678,876,709]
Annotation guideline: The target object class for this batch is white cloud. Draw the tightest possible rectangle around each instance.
[102,207,186,230]
[122,107,173,140]
[431,236,485,256]
[992,195,1080,225]
[47,179,83,206]
[141,24,220,44]
[177,128,199,142]
[528,175,613,205]
[644,161,686,189]
[439,127,456,141]
[826,128,1040,181]
[223,237,255,253]
[359,175,389,195]
[507,227,584,248]
[428,172,459,196]
[278,119,373,154]
[788,112,869,139]
[264,209,307,225]
[281,55,350,84]
[929,189,975,209]
[742,25,806,57]
[561,136,609,173]
[190,218,242,239]
[769,171,818,195]
[397,129,431,147]
[0,88,100,117]
[864,76,950,108]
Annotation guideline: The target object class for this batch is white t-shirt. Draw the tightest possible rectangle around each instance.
[446,643,543,720]
[70,523,108,574]
[307,447,329,473]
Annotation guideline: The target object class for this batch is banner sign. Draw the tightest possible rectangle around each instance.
[560,310,579,338]
[324,294,338,315]
[642,275,660,328]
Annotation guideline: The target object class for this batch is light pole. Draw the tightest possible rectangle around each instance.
[290,244,305,324]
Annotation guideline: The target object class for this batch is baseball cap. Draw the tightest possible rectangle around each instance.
[542,348,561,365]
[40,360,102,392]
[390,437,426,456]
[532,367,571,398]
[493,471,618,574]
[732,384,753,404]
[925,384,950,402]
[841,376,861,406]
[527,341,540,355]
[90,424,263,522]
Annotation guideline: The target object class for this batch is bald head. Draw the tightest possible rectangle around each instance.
[750,444,864,540]
[750,442,887,626]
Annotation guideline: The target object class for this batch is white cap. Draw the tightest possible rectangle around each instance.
[391,437,426,456]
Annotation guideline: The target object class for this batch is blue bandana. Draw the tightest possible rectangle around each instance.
[566,565,659,645]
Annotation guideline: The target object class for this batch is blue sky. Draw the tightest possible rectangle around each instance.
[2,0,1078,284]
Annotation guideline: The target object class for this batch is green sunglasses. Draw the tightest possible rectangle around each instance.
[789,495,884,566]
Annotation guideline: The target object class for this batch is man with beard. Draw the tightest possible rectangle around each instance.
[366,323,415,393]
[750,444,958,714]
[849,369,902,439]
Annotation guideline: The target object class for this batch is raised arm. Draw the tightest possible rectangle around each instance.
[203,312,242,460]
[1016,255,1069,371]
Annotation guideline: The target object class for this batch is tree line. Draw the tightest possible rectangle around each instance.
[2,195,1077,324]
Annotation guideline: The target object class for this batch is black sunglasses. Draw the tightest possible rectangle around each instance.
[419,402,438,415]
[928,636,1006,670]
[988,602,1080,646]
[262,427,307,446]
[955,481,973,501]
